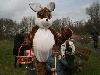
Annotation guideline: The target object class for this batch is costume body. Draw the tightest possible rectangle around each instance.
[27,26,59,75]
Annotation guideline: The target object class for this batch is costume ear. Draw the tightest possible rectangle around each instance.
[29,3,42,12]
[47,2,55,11]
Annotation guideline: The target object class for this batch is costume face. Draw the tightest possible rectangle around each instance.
[37,7,52,19]
[35,18,53,29]
[35,7,53,29]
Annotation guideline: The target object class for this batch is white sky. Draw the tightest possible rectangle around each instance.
[0,0,99,22]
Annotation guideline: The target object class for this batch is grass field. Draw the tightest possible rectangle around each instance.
[0,40,100,75]
[0,40,26,75]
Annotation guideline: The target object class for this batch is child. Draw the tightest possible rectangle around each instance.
[46,46,63,75]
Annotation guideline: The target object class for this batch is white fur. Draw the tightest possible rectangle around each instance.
[33,28,55,62]
[35,18,53,29]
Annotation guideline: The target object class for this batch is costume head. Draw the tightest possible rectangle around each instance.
[29,2,55,29]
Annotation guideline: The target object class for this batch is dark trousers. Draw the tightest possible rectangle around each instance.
[66,66,73,75]
[35,61,47,75]
[94,40,98,48]
[65,55,75,75]
[26,62,37,75]
[14,56,17,67]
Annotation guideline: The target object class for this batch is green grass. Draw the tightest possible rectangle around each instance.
[81,51,100,75]
[0,40,27,75]
[0,40,100,75]
[74,40,100,75]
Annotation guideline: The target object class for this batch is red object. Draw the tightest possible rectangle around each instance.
[25,49,35,57]
[17,46,35,64]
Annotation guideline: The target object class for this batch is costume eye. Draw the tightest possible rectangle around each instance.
[46,19,48,21]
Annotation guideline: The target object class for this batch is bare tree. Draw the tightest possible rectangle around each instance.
[20,16,35,33]
[0,18,18,40]
[86,2,100,31]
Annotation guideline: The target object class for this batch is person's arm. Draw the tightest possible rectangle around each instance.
[46,57,52,71]
[21,26,39,47]
[49,27,62,46]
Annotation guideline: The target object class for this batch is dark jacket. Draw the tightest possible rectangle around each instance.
[46,55,63,75]
[13,33,25,56]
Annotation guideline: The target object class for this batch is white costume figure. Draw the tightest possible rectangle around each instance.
[29,2,55,62]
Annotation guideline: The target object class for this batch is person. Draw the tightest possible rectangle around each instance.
[60,40,75,75]
[13,30,25,68]
[91,27,99,48]
[46,46,63,75]
[92,32,99,48]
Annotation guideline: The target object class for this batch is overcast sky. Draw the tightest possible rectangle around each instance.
[0,0,99,22]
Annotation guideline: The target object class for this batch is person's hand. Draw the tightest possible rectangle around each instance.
[58,55,61,60]
[51,68,56,72]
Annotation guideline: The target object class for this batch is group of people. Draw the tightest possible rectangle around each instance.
[13,30,75,75]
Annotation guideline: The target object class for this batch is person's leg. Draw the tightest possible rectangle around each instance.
[26,62,37,75]
[96,40,98,48]
[19,64,22,67]
[14,56,17,68]
[35,61,47,75]
[67,66,73,75]
[18,47,25,67]
[66,57,74,75]
[94,40,96,48]
[94,40,98,48]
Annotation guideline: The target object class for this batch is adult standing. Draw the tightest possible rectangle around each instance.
[91,27,99,48]
[13,30,25,68]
